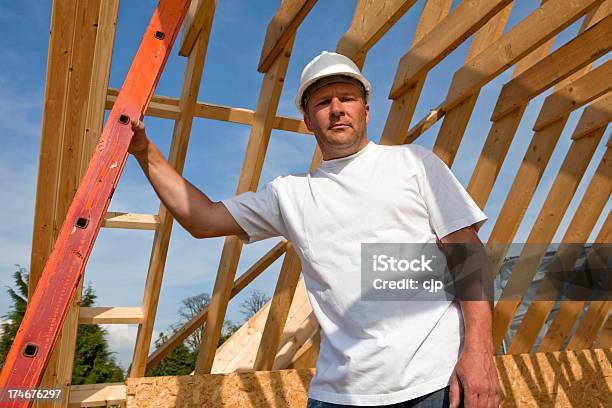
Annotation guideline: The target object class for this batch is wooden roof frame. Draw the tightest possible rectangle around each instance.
[24,0,611,406]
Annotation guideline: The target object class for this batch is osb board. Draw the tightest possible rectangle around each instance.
[127,349,611,407]
[126,369,314,407]
[495,348,612,408]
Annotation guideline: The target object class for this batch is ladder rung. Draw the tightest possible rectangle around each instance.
[103,212,160,230]
[79,307,143,324]
[69,382,126,407]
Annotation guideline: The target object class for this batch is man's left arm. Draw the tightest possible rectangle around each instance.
[440,226,501,408]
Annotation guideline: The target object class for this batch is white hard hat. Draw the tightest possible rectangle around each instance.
[295,51,372,114]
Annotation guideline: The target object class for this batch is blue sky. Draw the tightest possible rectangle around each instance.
[1,0,609,371]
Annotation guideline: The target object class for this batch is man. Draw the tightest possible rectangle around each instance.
[129,51,501,407]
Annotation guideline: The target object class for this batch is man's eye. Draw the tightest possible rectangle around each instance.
[317,100,329,106]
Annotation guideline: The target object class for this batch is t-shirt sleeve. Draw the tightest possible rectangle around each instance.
[418,151,487,239]
[220,177,288,244]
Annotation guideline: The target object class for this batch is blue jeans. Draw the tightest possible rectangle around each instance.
[307,385,460,407]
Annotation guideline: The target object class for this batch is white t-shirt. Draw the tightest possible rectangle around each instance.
[221,141,487,405]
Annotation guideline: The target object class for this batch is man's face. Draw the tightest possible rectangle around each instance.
[303,82,369,152]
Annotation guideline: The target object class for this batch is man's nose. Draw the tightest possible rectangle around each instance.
[329,97,345,116]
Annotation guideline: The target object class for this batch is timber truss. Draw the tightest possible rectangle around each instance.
[6,0,612,406]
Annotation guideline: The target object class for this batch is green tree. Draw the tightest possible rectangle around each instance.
[0,265,123,383]
[0,265,28,367]
[71,285,124,384]
[146,332,195,377]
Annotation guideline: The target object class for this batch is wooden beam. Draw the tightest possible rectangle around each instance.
[35,0,117,403]
[29,0,79,298]
[443,0,604,118]
[567,300,612,350]
[79,0,119,179]
[537,212,612,352]
[486,94,611,275]
[572,92,612,140]
[430,2,514,164]
[286,328,320,369]
[534,60,612,131]
[210,278,311,373]
[68,383,126,408]
[594,314,612,348]
[273,311,319,370]
[178,0,216,56]
[388,0,512,99]
[78,307,143,325]
[107,88,311,134]
[467,0,611,207]
[102,212,160,230]
[129,0,216,378]
[258,0,317,73]
[336,0,419,64]
[194,29,296,374]
[254,244,302,370]
[507,147,611,354]
[492,14,612,121]
[379,0,453,145]
[146,240,287,372]
[492,124,606,351]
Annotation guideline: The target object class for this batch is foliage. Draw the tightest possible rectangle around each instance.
[146,332,195,377]
[0,265,28,367]
[0,265,123,383]
[71,284,124,384]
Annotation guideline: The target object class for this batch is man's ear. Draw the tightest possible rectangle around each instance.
[303,112,312,131]
[365,103,370,125]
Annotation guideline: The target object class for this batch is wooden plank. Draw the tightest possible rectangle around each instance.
[273,311,319,370]
[492,125,606,351]
[430,2,513,164]
[594,314,612,348]
[78,307,143,325]
[534,60,612,131]
[486,95,611,274]
[193,30,296,374]
[388,0,512,98]
[378,0,453,145]
[465,0,610,207]
[507,147,611,354]
[336,0,419,64]
[129,0,216,378]
[258,0,317,73]
[0,0,191,394]
[538,211,612,352]
[211,278,310,373]
[254,245,302,370]
[492,14,612,121]
[178,0,216,57]
[103,212,160,230]
[286,328,320,369]
[572,92,612,140]
[146,241,287,372]
[126,350,612,407]
[29,0,79,298]
[442,0,604,117]
[79,0,120,179]
[107,88,311,134]
[567,300,612,350]
[68,383,126,408]
[36,1,116,403]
